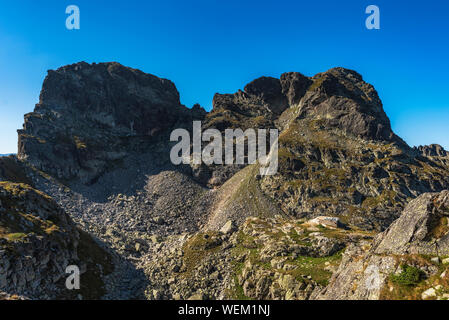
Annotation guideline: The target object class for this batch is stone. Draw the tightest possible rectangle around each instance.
[188,293,205,300]
[153,217,165,225]
[422,288,437,300]
[306,216,343,229]
[0,182,110,299]
[18,62,200,184]
[431,257,440,264]
[152,290,161,300]
[316,190,449,300]
[220,220,236,234]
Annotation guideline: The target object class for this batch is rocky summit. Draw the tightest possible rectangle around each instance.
[1,61,449,300]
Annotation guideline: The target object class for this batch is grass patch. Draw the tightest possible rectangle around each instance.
[307,77,325,92]
[181,232,222,278]
[285,250,344,286]
[5,232,27,241]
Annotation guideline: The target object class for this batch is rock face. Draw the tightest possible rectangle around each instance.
[205,72,311,132]
[260,70,449,229]
[299,68,402,143]
[314,190,449,300]
[0,156,33,185]
[374,190,449,255]
[18,62,203,184]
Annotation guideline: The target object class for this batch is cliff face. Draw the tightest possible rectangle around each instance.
[6,62,449,300]
[17,62,204,184]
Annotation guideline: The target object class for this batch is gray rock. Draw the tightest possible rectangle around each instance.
[220,220,236,234]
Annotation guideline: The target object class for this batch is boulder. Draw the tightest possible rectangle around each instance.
[220,220,236,234]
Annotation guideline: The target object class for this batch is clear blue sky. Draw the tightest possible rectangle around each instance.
[0,0,448,153]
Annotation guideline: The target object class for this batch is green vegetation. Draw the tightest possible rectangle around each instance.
[181,232,222,278]
[307,77,325,92]
[288,251,343,286]
[362,190,398,209]
[0,182,63,242]
[74,136,87,150]
[381,255,449,300]
[231,261,253,300]
[390,264,424,286]
[5,233,27,241]
[232,218,345,291]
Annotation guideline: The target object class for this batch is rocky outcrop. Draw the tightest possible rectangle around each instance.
[139,215,356,300]
[204,72,311,132]
[0,156,33,185]
[17,62,204,184]
[260,68,449,230]
[314,190,449,300]
[417,144,448,158]
[298,68,403,143]
[0,181,112,299]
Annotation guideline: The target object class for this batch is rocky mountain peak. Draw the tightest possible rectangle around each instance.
[294,67,401,143]
[17,62,200,184]
[210,72,311,122]
[36,61,183,135]
[209,67,402,145]
[280,72,313,106]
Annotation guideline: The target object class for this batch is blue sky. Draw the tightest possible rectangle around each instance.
[0,0,448,153]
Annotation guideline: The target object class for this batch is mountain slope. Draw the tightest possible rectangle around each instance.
[9,62,449,300]
[0,180,113,299]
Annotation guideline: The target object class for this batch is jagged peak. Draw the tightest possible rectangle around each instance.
[416,144,448,157]
[290,67,401,143]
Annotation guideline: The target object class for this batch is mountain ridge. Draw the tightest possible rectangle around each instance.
[1,61,449,300]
